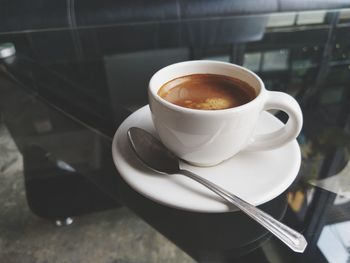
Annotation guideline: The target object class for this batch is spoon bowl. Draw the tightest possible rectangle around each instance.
[128,128,179,174]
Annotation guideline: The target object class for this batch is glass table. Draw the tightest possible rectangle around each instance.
[1,8,350,262]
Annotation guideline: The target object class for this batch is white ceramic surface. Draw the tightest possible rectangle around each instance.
[112,106,301,213]
[149,60,303,166]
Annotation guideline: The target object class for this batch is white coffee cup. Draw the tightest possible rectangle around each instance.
[148,60,303,166]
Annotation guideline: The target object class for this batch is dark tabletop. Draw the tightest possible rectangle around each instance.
[1,8,350,263]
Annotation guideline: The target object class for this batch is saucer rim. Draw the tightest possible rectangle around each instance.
[112,105,301,213]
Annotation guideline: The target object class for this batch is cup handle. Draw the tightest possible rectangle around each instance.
[245,91,303,151]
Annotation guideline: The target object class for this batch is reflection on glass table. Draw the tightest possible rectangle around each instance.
[1,8,350,263]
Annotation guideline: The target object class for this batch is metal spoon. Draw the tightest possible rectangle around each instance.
[127,127,307,253]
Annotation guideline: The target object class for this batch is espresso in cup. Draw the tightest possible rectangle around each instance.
[158,74,256,110]
[149,61,303,166]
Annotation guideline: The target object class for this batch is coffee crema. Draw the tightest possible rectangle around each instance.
[157,74,256,110]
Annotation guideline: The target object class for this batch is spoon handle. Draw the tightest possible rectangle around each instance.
[179,169,307,253]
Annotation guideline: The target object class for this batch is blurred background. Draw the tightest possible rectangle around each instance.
[1,2,350,262]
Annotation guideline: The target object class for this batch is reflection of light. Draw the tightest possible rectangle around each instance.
[318,221,350,263]
[336,43,341,49]
[309,158,350,198]
[348,65,350,70]
[302,47,308,52]
[297,10,326,25]
[292,59,312,70]
[314,46,319,51]
[262,49,289,71]
[342,54,347,59]
[334,195,350,205]
[56,160,76,172]
[202,55,230,62]
[287,191,305,212]
[339,9,350,20]
[243,52,261,72]
[267,13,296,27]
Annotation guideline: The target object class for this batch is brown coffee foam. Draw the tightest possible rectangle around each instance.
[158,74,256,110]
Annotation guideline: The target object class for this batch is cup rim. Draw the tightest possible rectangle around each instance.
[149,60,266,114]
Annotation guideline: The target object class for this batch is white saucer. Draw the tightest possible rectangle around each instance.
[112,105,301,213]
